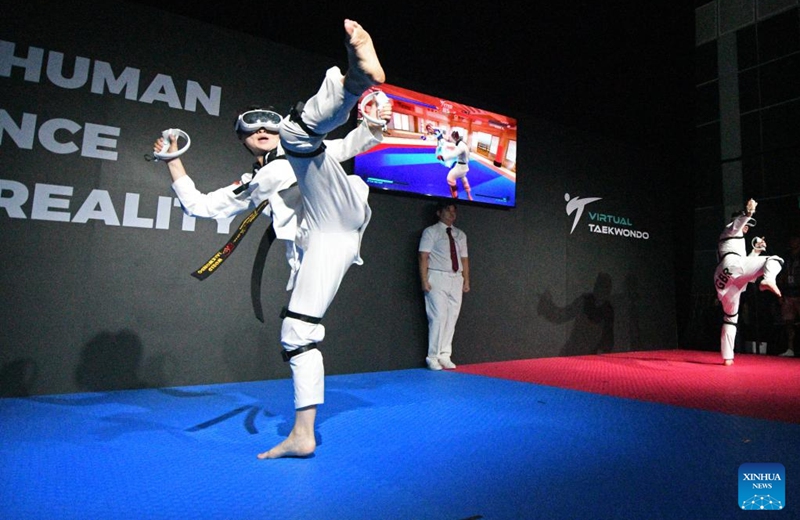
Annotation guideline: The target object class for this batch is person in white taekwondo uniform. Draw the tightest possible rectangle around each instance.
[714,198,783,366]
[155,18,390,459]
[418,201,470,370]
[437,128,473,201]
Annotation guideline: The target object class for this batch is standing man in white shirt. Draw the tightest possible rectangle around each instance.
[418,201,470,370]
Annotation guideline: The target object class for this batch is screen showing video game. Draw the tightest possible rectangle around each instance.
[354,83,517,207]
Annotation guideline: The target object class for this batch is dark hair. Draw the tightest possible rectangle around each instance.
[436,200,457,211]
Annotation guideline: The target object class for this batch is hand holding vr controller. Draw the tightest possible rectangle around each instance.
[152,128,191,161]
[359,89,392,129]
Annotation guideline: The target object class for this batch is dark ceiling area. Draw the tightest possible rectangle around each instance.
[125,1,695,150]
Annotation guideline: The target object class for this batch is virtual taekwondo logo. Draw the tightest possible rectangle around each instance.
[739,463,785,510]
[564,193,650,239]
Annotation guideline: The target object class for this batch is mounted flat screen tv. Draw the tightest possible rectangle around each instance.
[353,83,517,208]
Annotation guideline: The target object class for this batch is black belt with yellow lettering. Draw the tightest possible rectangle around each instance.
[190,199,276,322]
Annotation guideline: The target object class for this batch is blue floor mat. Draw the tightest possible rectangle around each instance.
[1,369,798,519]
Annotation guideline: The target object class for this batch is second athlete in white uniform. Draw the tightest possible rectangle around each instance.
[713,198,783,366]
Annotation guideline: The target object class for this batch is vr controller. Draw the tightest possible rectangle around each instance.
[359,90,390,129]
[153,128,191,161]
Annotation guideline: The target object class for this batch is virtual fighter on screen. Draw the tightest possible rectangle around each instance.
[436,127,472,201]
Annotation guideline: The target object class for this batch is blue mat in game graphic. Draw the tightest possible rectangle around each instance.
[354,145,516,207]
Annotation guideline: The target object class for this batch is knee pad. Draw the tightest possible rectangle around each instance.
[723,310,738,327]
[280,306,322,324]
[281,102,328,158]
[280,307,323,361]
[282,343,318,362]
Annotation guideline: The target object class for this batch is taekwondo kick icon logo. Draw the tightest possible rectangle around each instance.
[738,463,785,510]
[565,193,602,234]
[564,192,650,239]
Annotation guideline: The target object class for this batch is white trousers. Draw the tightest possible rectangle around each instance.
[279,67,370,409]
[446,163,469,185]
[714,255,782,361]
[424,270,464,363]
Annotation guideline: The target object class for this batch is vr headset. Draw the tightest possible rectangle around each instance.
[235,109,283,134]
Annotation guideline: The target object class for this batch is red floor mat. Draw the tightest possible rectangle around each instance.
[458,349,800,424]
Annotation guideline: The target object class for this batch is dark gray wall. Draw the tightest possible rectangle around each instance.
[689,4,800,351]
[0,0,680,396]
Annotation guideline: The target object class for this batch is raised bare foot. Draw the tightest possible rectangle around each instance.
[343,19,385,95]
[760,280,782,298]
[723,359,734,366]
[257,434,316,460]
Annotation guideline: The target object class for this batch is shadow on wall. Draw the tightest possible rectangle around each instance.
[614,272,642,351]
[75,329,149,392]
[0,358,39,397]
[538,272,615,356]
